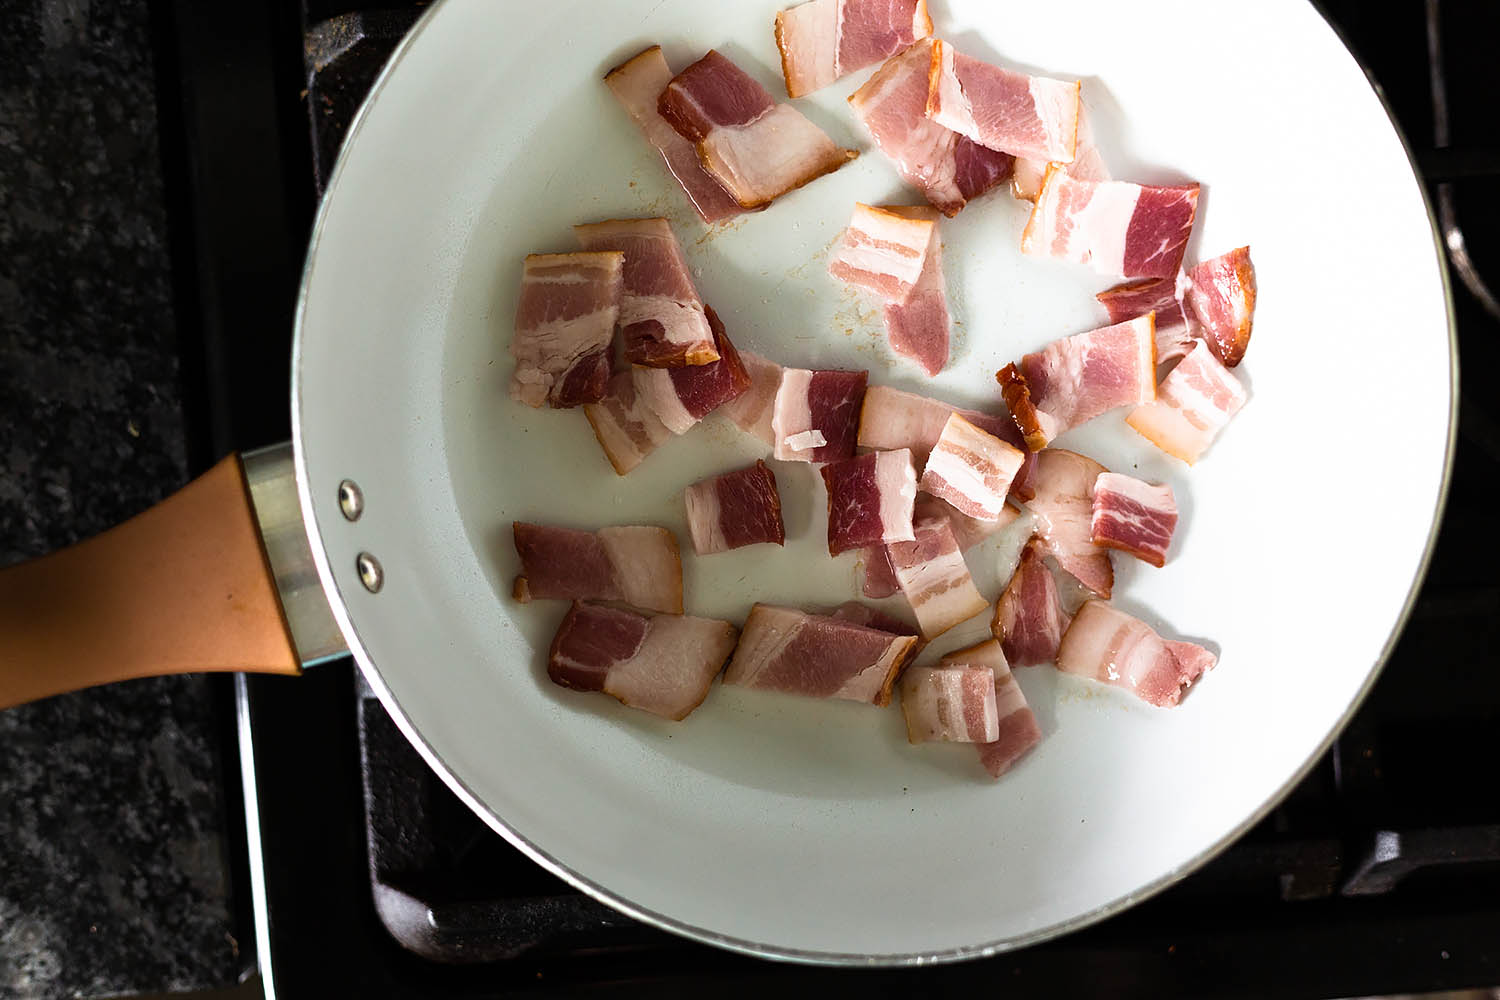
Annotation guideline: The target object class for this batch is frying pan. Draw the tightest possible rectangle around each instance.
[0,0,1455,964]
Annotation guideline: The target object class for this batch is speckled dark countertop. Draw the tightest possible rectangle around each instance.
[0,0,242,996]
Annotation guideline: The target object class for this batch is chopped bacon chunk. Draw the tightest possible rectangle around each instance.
[997,315,1156,449]
[828,600,920,637]
[1127,340,1247,464]
[821,449,918,556]
[919,413,1026,521]
[718,350,782,446]
[847,40,1013,216]
[899,665,999,743]
[913,492,1020,552]
[604,47,744,225]
[775,0,933,97]
[1012,103,1109,201]
[880,205,950,376]
[548,602,738,720]
[510,252,623,408]
[925,41,1080,163]
[938,639,1041,777]
[1025,449,1113,598]
[1056,600,1215,707]
[992,538,1070,665]
[828,203,934,301]
[1184,246,1257,368]
[886,516,989,639]
[857,385,1010,466]
[574,218,717,368]
[683,460,785,556]
[1022,167,1199,279]
[512,522,682,614]
[772,368,868,462]
[860,544,901,598]
[724,603,918,706]
[632,305,751,434]
[658,50,857,209]
[583,371,672,475]
[1090,472,1177,568]
[1096,274,1195,369]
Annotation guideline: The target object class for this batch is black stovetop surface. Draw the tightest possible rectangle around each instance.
[155,2,1500,996]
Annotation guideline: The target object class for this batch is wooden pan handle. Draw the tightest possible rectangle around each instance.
[0,454,301,709]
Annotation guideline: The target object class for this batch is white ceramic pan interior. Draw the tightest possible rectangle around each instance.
[293,0,1454,963]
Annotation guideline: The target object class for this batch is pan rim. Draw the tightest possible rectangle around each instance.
[289,0,1459,966]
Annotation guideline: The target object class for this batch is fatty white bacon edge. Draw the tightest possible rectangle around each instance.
[899,665,999,743]
[886,516,989,640]
[919,413,1025,520]
[938,638,1042,777]
[1126,340,1247,464]
[1055,600,1216,708]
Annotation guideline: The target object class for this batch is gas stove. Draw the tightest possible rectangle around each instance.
[154,2,1500,996]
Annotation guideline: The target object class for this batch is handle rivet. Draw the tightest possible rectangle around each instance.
[338,480,364,521]
[356,552,384,593]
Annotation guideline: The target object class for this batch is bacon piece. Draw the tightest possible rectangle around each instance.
[1127,340,1247,464]
[574,218,717,368]
[1096,274,1195,370]
[1090,472,1177,568]
[1056,600,1215,707]
[724,603,918,706]
[821,449,918,556]
[510,252,623,408]
[683,460,785,556]
[880,204,950,376]
[632,305,751,433]
[1184,246,1257,368]
[938,639,1042,777]
[771,368,868,462]
[583,371,672,475]
[919,413,1026,521]
[858,385,1035,498]
[719,351,782,446]
[775,0,933,97]
[847,40,1013,217]
[860,544,900,599]
[827,203,934,301]
[1025,449,1112,598]
[512,522,683,614]
[899,665,999,744]
[925,41,1080,163]
[658,50,857,209]
[992,537,1070,665]
[1022,167,1200,279]
[604,47,743,225]
[886,516,988,639]
[829,600,920,637]
[548,602,738,720]
[1012,103,1109,201]
[913,493,1020,552]
[997,315,1156,449]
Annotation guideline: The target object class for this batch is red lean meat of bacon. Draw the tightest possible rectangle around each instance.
[658,50,857,209]
[510,252,623,408]
[512,522,682,614]
[1184,246,1257,367]
[548,602,739,720]
[992,537,1070,665]
[683,460,785,556]
[1090,472,1177,567]
[1096,274,1195,369]
[820,449,917,556]
[772,368,868,462]
[925,41,1080,163]
[723,603,918,706]
[847,40,1012,216]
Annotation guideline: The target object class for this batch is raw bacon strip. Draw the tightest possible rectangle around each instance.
[913,493,1020,552]
[633,306,751,434]
[510,252,623,408]
[919,413,1026,521]
[938,639,1042,777]
[1056,600,1215,707]
[829,600,920,638]
[1127,340,1247,464]
[548,602,738,721]
[858,385,1035,498]
[848,40,1013,217]
[771,368,868,462]
[880,204,950,376]
[683,460,785,556]
[658,50,857,209]
[1090,473,1177,568]
[860,544,900,598]
[574,218,718,368]
[1012,104,1109,201]
[899,665,999,744]
[604,47,744,225]
[925,41,1080,163]
[512,522,683,614]
[584,371,672,475]
[992,537,1070,665]
[724,603,918,706]
[1025,449,1113,598]
[719,350,782,446]
[775,0,933,97]
[821,449,918,556]
[1097,274,1195,369]
[997,315,1156,449]
[1185,246,1257,368]
[886,516,989,640]
[1022,167,1200,279]
[827,203,934,301]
